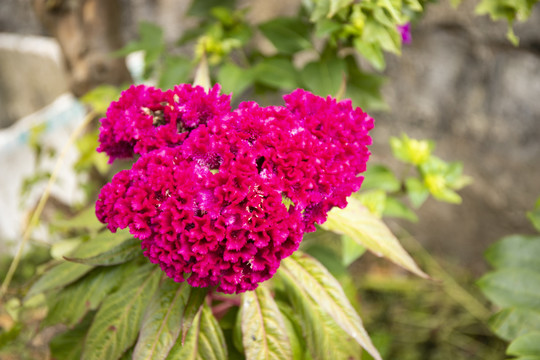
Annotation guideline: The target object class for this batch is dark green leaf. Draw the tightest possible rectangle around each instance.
[345,63,387,111]
[485,235,540,272]
[52,206,104,233]
[0,323,21,350]
[490,307,540,341]
[167,303,227,360]
[50,312,94,360]
[26,261,93,301]
[253,58,301,91]
[65,237,141,266]
[45,265,127,327]
[478,268,540,310]
[354,40,385,71]
[279,252,382,360]
[133,280,207,360]
[301,56,345,97]
[240,285,293,360]
[115,22,164,66]
[82,264,161,360]
[259,18,312,55]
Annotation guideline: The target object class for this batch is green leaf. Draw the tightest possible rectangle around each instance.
[383,197,419,222]
[342,235,366,267]
[188,0,235,17]
[315,19,341,37]
[507,331,540,357]
[275,302,305,360]
[484,235,540,272]
[405,177,429,208]
[478,268,540,310]
[217,62,253,100]
[26,261,93,301]
[52,206,104,233]
[158,56,192,90]
[309,0,331,22]
[361,165,400,192]
[489,307,540,341]
[355,189,386,217]
[253,57,301,91]
[81,85,122,114]
[354,39,385,71]
[301,56,345,97]
[279,252,382,360]
[240,285,293,360]
[50,312,94,360]
[45,265,128,327]
[527,198,540,233]
[82,264,161,360]
[329,0,354,17]
[344,61,387,111]
[321,196,428,278]
[71,229,133,258]
[133,280,207,360]
[390,134,434,166]
[167,303,228,360]
[65,237,141,266]
[259,17,312,55]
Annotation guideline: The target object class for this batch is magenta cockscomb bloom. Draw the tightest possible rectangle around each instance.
[397,23,412,44]
[95,85,373,294]
[97,84,231,163]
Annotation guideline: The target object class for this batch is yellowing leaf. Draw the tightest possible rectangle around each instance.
[240,286,293,360]
[279,252,382,360]
[321,196,428,278]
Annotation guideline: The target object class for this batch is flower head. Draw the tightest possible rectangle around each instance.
[397,23,412,45]
[96,85,373,293]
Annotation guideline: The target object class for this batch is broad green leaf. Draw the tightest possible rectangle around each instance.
[50,313,94,360]
[490,307,540,341]
[133,279,207,360]
[309,0,331,22]
[158,56,192,90]
[275,302,305,360]
[478,268,540,310]
[360,165,400,192]
[253,58,301,91]
[301,56,345,97]
[342,235,366,267]
[485,235,540,271]
[187,0,235,16]
[259,17,312,55]
[65,237,141,266]
[240,285,293,360]
[279,252,382,360]
[279,253,371,359]
[26,261,93,300]
[321,196,428,278]
[354,40,385,71]
[50,237,84,260]
[167,303,227,360]
[115,22,164,66]
[217,62,253,100]
[405,177,429,208]
[507,331,540,358]
[315,19,341,37]
[72,229,133,259]
[82,264,161,360]
[45,265,128,327]
[383,197,419,222]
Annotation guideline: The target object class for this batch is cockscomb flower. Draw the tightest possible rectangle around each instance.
[97,84,231,163]
[397,23,412,44]
[95,85,373,294]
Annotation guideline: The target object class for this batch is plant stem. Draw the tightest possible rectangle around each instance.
[0,111,95,301]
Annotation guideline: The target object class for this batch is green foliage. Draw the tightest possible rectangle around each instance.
[475,0,539,45]
[479,197,540,359]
